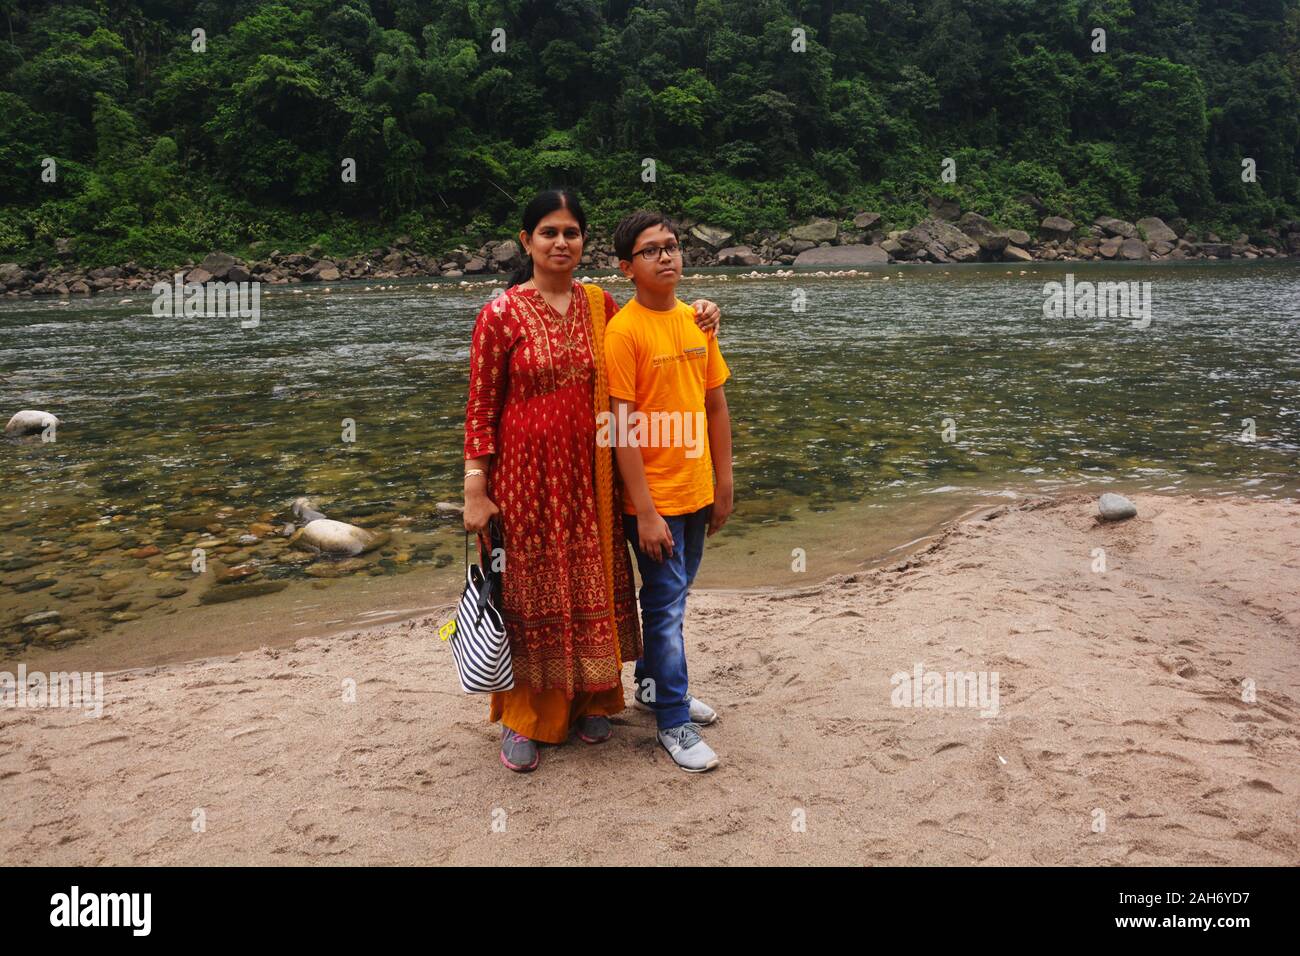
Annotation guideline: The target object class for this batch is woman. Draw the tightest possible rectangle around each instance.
[462,189,720,772]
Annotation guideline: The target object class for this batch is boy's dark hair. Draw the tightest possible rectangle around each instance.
[612,210,679,262]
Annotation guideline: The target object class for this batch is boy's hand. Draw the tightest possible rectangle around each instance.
[708,483,733,536]
[690,299,720,336]
[637,510,675,563]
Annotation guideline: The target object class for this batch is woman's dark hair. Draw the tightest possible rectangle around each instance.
[509,188,588,286]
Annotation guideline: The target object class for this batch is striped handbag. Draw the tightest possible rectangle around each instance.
[448,520,514,693]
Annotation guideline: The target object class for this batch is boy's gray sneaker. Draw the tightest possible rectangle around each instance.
[686,695,717,725]
[499,725,539,772]
[657,722,719,772]
[634,692,718,725]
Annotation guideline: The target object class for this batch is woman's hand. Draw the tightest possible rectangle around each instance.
[690,299,721,336]
[463,493,500,533]
[637,510,675,563]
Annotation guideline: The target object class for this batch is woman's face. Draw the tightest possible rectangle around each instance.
[521,207,584,278]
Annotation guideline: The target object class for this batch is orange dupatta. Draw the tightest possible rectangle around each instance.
[583,283,621,665]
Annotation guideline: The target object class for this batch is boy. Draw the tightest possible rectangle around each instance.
[604,210,734,772]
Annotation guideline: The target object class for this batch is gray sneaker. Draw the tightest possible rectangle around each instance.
[575,714,612,744]
[634,691,718,725]
[499,725,539,772]
[686,695,717,725]
[657,722,719,772]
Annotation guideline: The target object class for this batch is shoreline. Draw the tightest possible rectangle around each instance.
[3,213,1297,299]
[8,484,993,675]
[3,492,1297,865]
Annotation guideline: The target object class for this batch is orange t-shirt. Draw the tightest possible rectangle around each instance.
[604,297,731,516]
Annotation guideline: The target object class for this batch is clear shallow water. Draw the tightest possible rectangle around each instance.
[2,261,1297,659]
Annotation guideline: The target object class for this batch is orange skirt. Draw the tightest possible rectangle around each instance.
[490,682,626,744]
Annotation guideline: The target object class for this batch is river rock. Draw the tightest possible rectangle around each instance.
[15,579,56,592]
[1137,217,1177,243]
[21,610,61,627]
[716,245,762,266]
[852,212,882,230]
[790,219,839,243]
[1002,246,1034,262]
[0,262,25,288]
[1098,236,1123,258]
[1039,217,1075,242]
[793,244,890,267]
[898,218,977,259]
[956,213,1009,253]
[198,251,237,280]
[289,498,389,555]
[198,580,289,604]
[1119,237,1149,260]
[1094,217,1137,239]
[304,260,341,282]
[1098,493,1137,521]
[5,410,60,436]
[489,240,521,270]
[688,224,733,249]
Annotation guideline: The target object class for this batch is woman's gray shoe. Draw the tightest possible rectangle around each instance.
[657,722,719,772]
[575,714,612,743]
[499,725,539,772]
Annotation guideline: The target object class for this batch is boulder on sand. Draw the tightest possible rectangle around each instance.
[1098,493,1137,522]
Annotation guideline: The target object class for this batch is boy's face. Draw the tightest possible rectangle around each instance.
[619,223,681,293]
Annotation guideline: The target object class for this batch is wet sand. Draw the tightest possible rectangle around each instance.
[2,493,1297,865]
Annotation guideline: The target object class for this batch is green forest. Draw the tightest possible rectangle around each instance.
[1,0,1298,267]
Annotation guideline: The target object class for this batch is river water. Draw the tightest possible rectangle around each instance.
[2,261,1297,666]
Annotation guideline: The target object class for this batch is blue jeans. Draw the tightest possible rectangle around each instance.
[624,505,709,730]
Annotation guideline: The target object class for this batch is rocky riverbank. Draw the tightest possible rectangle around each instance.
[2,207,1298,297]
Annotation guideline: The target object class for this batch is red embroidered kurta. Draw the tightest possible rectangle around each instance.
[464,282,641,696]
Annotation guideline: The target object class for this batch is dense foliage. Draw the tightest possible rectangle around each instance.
[1,0,1297,265]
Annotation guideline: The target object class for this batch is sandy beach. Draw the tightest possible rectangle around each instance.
[2,493,1297,866]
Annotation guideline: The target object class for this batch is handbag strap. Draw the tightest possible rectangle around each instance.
[465,517,503,571]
